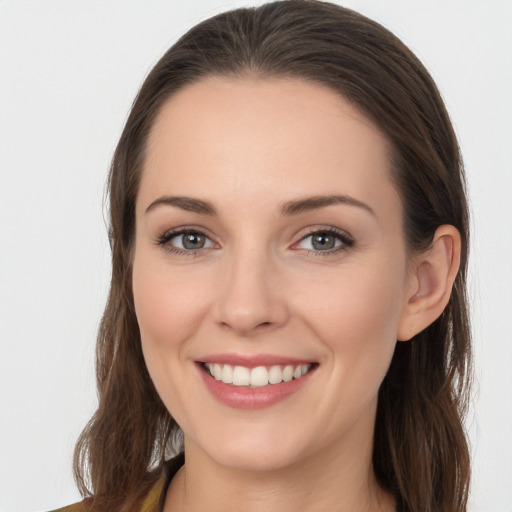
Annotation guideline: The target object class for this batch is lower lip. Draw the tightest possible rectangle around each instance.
[197,363,317,409]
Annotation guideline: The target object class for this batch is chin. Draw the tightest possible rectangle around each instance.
[210,446,303,473]
[190,426,312,472]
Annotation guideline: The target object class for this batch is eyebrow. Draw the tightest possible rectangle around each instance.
[280,195,376,217]
[146,196,217,215]
[145,194,375,217]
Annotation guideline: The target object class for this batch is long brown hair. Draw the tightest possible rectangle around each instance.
[74,2,472,510]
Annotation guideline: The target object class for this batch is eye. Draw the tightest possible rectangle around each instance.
[157,229,216,255]
[172,231,210,250]
[295,228,354,255]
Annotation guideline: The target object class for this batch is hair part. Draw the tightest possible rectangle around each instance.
[74,2,472,511]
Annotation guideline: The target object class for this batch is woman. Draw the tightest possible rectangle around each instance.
[55,1,472,511]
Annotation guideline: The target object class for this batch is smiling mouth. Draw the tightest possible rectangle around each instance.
[200,362,318,388]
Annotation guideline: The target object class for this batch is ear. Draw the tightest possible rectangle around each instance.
[397,225,461,342]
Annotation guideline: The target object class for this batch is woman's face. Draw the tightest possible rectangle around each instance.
[132,77,415,471]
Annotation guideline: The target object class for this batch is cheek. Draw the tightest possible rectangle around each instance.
[131,251,214,424]
[299,259,406,382]
[348,270,404,340]
[132,256,211,349]
[307,263,404,333]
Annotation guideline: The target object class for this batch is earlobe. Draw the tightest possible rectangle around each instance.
[397,225,461,341]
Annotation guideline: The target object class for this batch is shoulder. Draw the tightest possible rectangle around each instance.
[46,483,160,512]
[45,475,162,512]
[48,500,92,512]
[48,453,185,512]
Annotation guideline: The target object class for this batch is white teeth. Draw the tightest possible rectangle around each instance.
[204,362,312,387]
[221,364,233,384]
[250,366,269,387]
[282,365,294,382]
[268,365,283,384]
[213,363,222,380]
[232,366,250,386]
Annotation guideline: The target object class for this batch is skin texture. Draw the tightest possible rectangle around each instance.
[132,77,460,512]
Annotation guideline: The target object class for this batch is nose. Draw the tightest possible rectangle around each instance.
[214,246,289,337]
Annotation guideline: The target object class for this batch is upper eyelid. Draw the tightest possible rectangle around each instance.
[299,226,347,235]
[160,225,216,239]
[294,226,354,241]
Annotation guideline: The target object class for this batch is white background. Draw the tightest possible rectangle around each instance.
[0,1,511,511]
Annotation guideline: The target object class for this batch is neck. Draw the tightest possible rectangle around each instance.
[164,426,395,512]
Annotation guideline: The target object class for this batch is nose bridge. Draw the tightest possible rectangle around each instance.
[215,239,287,335]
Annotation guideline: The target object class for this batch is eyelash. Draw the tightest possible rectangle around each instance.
[155,227,355,257]
[294,227,355,257]
[156,228,215,257]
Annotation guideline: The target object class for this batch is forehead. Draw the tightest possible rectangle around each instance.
[140,76,399,219]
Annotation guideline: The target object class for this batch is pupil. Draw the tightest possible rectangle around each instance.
[183,232,204,249]
[312,233,334,250]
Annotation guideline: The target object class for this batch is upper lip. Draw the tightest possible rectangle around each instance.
[197,353,316,368]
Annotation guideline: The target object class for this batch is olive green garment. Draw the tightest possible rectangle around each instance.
[49,453,185,512]
[48,477,164,512]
